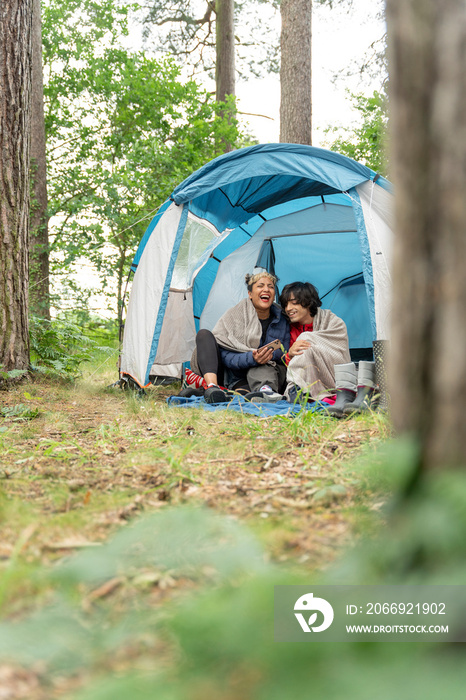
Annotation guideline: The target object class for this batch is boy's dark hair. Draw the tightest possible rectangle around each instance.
[279,282,322,317]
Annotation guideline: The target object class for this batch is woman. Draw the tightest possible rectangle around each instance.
[188,271,290,403]
[279,281,351,401]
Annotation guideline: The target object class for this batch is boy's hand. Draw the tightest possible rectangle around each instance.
[288,339,311,358]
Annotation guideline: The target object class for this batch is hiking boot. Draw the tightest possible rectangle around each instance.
[177,386,205,398]
[243,391,264,402]
[204,386,230,404]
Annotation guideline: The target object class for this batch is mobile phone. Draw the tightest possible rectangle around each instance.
[265,339,281,351]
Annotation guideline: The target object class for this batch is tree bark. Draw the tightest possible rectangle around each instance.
[386,0,466,470]
[0,0,33,371]
[280,0,312,145]
[215,0,235,102]
[215,0,235,153]
[30,0,50,319]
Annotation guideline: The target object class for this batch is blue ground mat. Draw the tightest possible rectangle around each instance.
[166,394,330,417]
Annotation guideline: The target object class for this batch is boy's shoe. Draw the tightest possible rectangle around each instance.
[285,383,311,405]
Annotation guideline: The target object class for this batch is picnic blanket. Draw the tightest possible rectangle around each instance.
[166,394,330,417]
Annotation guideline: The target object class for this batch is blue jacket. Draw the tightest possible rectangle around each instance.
[219,303,290,374]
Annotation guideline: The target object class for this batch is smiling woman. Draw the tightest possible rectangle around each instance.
[182,271,290,403]
[246,271,277,319]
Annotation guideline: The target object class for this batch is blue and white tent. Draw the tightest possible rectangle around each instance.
[121,143,393,387]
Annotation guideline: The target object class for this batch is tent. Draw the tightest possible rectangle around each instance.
[120,143,393,388]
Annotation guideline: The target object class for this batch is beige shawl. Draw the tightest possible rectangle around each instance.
[191,298,267,374]
[286,308,351,399]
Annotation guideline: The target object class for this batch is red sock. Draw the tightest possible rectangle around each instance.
[185,369,208,390]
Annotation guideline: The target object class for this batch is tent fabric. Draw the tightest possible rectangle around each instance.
[130,199,172,272]
[197,198,374,348]
[130,145,390,269]
[120,144,393,388]
[171,143,389,216]
[355,180,393,340]
[122,202,187,385]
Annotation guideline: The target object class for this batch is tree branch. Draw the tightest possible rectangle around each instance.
[237,111,275,121]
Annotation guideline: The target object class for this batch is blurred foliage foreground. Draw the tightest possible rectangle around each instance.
[1,439,466,699]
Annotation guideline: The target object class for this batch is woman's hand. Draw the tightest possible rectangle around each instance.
[288,338,311,358]
[253,345,274,365]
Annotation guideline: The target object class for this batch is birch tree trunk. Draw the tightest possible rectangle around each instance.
[30,0,50,319]
[280,0,312,144]
[387,0,466,470]
[0,0,33,372]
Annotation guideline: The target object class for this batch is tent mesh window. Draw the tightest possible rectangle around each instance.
[170,214,222,291]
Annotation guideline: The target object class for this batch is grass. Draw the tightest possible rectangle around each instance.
[0,352,392,698]
[3,353,466,700]
[1,356,390,572]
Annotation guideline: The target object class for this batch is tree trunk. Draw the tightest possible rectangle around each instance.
[0,0,33,372]
[215,0,235,153]
[280,0,312,145]
[215,0,235,103]
[30,0,50,319]
[386,0,466,470]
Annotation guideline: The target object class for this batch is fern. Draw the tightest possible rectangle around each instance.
[0,404,39,420]
[0,369,28,381]
[29,316,111,380]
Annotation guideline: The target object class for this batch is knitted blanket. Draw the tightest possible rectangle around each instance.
[212,297,264,351]
[286,308,351,399]
[191,298,268,373]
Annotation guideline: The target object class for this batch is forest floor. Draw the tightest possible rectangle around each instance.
[0,359,391,699]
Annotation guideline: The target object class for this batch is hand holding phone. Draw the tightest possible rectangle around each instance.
[253,339,281,365]
[265,339,281,351]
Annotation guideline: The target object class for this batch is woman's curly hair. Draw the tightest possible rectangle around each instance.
[245,271,278,291]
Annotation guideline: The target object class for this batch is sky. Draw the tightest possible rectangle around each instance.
[236,0,386,145]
